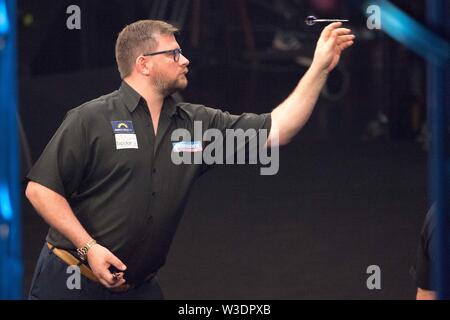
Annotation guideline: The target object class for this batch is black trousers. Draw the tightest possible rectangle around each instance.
[28,244,164,300]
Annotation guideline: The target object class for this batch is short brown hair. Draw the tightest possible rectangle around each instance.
[115,20,179,79]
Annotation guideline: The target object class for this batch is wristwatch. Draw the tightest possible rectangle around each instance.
[77,239,97,261]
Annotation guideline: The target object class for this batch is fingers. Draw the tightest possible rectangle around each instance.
[86,245,129,289]
[336,33,355,51]
[99,255,127,287]
[321,22,351,37]
[98,271,126,288]
[107,254,127,272]
[98,277,126,289]
[339,40,354,51]
[321,21,343,38]
[328,30,355,53]
[109,272,126,288]
[97,256,127,288]
[336,35,355,45]
[329,28,352,42]
[98,275,118,288]
[333,28,352,36]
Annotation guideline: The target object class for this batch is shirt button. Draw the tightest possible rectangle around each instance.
[152,192,156,197]
[152,168,156,173]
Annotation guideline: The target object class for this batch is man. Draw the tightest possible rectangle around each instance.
[26,20,354,299]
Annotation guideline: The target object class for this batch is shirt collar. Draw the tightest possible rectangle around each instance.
[119,81,179,117]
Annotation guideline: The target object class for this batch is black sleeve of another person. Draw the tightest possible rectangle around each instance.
[414,207,435,290]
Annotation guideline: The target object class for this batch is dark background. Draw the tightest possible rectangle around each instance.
[18,0,433,299]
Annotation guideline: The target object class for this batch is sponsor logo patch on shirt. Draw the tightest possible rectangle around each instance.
[172,141,203,152]
[111,121,135,134]
[115,134,138,149]
[111,121,138,149]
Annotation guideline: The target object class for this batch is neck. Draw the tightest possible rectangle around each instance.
[124,77,164,113]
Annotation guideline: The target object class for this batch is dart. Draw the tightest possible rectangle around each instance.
[305,15,349,26]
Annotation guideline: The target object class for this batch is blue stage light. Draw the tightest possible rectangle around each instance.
[0,0,9,36]
[0,183,12,221]
[364,0,450,65]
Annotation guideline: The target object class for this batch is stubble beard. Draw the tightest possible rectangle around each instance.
[152,70,188,97]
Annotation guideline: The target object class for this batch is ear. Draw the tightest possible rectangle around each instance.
[135,55,152,76]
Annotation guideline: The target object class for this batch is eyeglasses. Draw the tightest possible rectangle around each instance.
[143,48,183,62]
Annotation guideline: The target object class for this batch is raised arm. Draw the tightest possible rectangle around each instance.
[268,22,355,146]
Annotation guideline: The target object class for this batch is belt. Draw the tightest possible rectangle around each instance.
[46,242,155,293]
[47,242,99,282]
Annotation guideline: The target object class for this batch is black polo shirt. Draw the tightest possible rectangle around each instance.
[27,81,271,285]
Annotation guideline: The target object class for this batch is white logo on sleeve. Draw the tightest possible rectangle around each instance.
[172,141,203,153]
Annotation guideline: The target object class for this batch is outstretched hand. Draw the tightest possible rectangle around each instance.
[312,22,355,73]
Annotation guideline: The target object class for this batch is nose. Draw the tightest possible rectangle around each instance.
[179,53,189,66]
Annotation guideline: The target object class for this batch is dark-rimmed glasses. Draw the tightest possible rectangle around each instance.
[143,48,183,62]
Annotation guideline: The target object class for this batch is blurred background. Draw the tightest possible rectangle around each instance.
[10,0,448,299]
